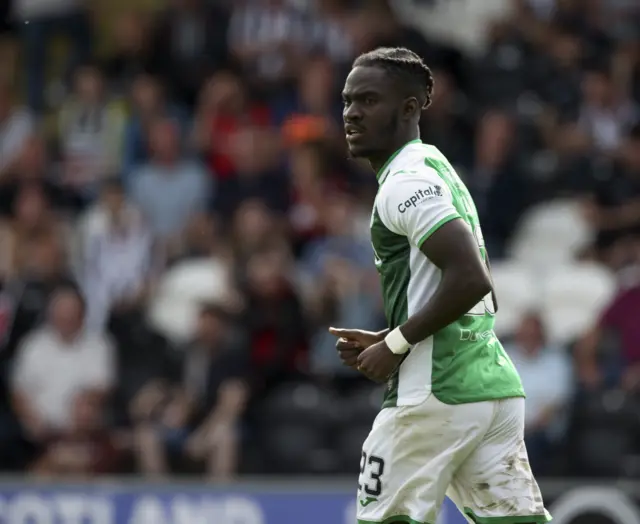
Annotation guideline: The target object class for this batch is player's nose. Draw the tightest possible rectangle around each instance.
[343,102,363,123]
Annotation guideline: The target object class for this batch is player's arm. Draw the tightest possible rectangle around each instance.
[399,219,492,345]
[377,168,492,345]
[356,168,492,382]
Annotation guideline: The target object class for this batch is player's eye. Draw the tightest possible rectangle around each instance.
[365,96,377,106]
[342,98,351,107]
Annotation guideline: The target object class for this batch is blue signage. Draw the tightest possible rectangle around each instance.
[0,485,467,524]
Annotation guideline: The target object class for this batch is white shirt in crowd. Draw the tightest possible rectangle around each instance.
[507,344,573,434]
[79,203,153,330]
[0,108,34,174]
[11,327,115,430]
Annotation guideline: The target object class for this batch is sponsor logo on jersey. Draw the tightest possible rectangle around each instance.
[360,497,378,507]
[459,329,494,342]
[397,185,443,213]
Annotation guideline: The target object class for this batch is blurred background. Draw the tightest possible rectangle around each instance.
[0,0,639,522]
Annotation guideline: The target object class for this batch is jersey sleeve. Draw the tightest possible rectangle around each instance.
[377,167,461,248]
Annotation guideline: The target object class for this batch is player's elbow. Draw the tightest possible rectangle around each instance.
[460,265,493,303]
[475,272,493,302]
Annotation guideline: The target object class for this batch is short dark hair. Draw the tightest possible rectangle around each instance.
[352,47,435,109]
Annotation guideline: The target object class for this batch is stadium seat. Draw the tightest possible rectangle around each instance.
[260,382,340,426]
[258,381,343,473]
[540,263,616,345]
[575,390,638,429]
[336,425,372,472]
[342,384,386,425]
[508,199,592,269]
[574,427,631,477]
[263,425,331,474]
[489,261,538,337]
[147,258,231,342]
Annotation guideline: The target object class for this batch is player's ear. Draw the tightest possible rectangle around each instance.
[402,97,419,120]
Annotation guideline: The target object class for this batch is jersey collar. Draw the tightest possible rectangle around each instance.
[376,138,422,184]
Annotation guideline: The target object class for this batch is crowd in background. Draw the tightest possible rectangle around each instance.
[0,0,638,480]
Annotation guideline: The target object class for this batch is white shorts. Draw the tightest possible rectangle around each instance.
[357,395,552,524]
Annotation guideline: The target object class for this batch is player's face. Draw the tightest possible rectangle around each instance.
[342,66,402,160]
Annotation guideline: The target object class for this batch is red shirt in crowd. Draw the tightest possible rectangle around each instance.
[207,106,272,179]
[601,284,640,364]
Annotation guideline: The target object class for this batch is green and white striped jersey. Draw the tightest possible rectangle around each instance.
[370,139,525,408]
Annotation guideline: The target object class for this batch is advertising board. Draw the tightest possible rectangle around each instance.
[0,480,637,524]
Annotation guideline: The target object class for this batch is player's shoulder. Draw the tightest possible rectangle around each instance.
[383,144,444,183]
[378,160,448,207]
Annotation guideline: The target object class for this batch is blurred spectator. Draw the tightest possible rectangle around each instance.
[301,192,373,277]
[287,142,337,252]
[0,183,71,280]
[148,218,233,343]
[533,26,583,121]
[0,234,77,366]
[419,68,473,171]
[58,64,126,198]
[103,11,152,96]
[584,124,640,257]
[472,111,517,195]
[30,392,121,476]
[148,0,230,108]
[576,254,640,392]
[578,67,639,153]
[0,79,34,181]
[14,0,92,113]
[308,252,383,380]
[177,212,220,262]
[228,0,308,88]
[78,178,155,331]
[131,304,249,479]
[0,135,84,216]
[309,0,355,64]
[278,55,342,144]
[10,287,115,472]
[122,73,189,178]
[239,244,308,391]
[469,111,531,255]
[192,71,272,180]
[348,0,445,68]
[231,199,284,268]
[129,118,212,246]
[213,127,287,219]
[506,313,573,474]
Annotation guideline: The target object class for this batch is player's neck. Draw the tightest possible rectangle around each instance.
[370,134,422,180]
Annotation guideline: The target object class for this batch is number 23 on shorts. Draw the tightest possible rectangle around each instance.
[358,452,386,505]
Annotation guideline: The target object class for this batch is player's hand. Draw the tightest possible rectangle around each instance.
[328,327,386,368]
[328,327,385,348]
[356,340,403,383]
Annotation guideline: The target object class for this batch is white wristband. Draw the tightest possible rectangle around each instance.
[385,327,411,355]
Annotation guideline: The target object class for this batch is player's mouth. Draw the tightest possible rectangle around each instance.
[345,125,365,142]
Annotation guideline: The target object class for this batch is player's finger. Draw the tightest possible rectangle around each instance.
[328,327,361,339]
[336,338,361,351]
[338,348,360,367]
